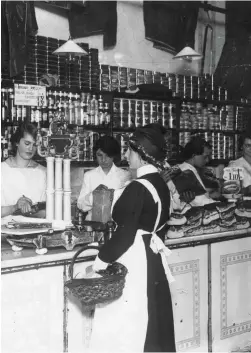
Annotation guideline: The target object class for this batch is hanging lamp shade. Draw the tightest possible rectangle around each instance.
[52,39,88,57]
[173,46,203,61]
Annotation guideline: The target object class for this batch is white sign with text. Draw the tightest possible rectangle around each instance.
[223,167,244,181]
[14,84,46,107]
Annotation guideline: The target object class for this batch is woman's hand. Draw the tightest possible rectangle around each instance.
[16,196,32,214]
[180,191,196,203]
[209,190,222,200]
[160,169,173,183]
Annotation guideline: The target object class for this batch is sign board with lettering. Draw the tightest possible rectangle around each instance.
[14,84,46,107]
[223,167,244,181]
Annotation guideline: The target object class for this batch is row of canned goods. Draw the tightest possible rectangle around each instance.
[179,132,234,159]
[99,67,229,101]
[211,133,234,160]
[113,98,177,129]
[180,103,235,131]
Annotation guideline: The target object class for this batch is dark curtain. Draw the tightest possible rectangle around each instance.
[214,2,251,100]
[68,1,117,49]
[2,1,38,77]
[143,1,199,54]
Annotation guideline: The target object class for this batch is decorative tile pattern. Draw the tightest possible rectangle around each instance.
[170,260,200,351]
[220,251,251,339]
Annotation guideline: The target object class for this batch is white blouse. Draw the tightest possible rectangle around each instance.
[1,160,47,208]
[77,164,131,220]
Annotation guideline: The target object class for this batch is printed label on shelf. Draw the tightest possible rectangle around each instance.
[223,167,244,181]
[14,84,47,107]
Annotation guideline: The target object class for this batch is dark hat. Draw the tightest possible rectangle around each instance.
[129,124,167,167]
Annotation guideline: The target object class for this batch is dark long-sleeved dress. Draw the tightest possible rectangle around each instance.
[89,166,176,353]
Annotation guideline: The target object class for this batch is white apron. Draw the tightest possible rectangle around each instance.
[88,179,174,353]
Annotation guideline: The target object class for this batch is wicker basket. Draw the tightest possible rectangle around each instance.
[65,245,127,306]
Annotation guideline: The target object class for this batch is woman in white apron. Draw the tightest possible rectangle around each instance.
[89,124,176,353]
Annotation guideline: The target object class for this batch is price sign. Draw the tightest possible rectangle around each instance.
[223,167,244,181]
[14,84,46,107]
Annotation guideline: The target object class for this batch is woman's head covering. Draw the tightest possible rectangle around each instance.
[129,123,167,169]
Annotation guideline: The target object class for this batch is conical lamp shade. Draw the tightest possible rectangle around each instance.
[173,46,202,61]
[53,39,88,57]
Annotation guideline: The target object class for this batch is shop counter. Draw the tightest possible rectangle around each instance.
[1,229,251,353]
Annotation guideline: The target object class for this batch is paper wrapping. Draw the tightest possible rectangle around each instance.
[63,159,71,191]
[55,157,63,190]
[63,191,72,224]
[55,191,63,220]
[92,186,114,223]
[46,191,54,221]
[46,157,55,191]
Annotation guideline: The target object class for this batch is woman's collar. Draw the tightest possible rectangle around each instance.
[6,157,38,168]
[137,164,158,178]
[98,163,116,175]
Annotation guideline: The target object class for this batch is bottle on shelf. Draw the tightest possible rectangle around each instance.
[1,88,8,123]
[69,100,75,124]
[21,105,27,122]
[64,101,69,123]
[16,105,22,123]
[98,95,104,126]
[104,103,111,125]
[9,89,17,124]
[41,105,49,128]
[90,94,97,125]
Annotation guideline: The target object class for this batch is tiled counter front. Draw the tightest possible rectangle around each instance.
[1,231,251,353]
[169,245,208,352]
[211,237,251,352]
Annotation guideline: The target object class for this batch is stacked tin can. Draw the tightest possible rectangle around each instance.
[211,133,234,160]
[235,106,245,131]
[220,105,234,131]
[136,69,145,85]
[113,98,177,129]
[99,64,111,91]
[89,48,99,91]
[119,67,128,91]
[160,73,169,87]
[128,68,137,88]
[153,71,161,84]
[144,70,154,84]
[208,105,221,130]
[180,103,192,129]
[78,43,90,91]
[235,134,243,159]
[113,133,130,160]
[110,66,119,91]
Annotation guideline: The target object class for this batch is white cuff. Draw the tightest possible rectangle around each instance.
[93,256,109,272]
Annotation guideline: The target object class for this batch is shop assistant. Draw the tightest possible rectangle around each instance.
[228,132,251,196]
[77,135,131,220]
[162,137,218,209]
[89,124,176,353]
[1,123,46,218]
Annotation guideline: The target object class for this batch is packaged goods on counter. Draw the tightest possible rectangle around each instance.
[165,201,251,239]
[91,184,114,223]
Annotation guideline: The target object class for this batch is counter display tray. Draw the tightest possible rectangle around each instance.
[1,217,107,255]
[3,229,104,255]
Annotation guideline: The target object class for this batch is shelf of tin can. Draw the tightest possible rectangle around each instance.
[177,128,237,134]
[179,97,251,107]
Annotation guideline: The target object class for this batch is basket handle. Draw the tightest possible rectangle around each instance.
[68,245,100,280]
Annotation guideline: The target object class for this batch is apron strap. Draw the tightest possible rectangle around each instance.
[135,178,175,284]
[135,179,162,232]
